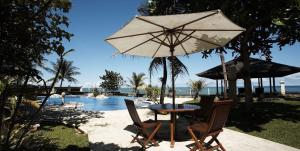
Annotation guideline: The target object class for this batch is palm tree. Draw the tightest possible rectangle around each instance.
[218,48,228,99]
[189,79,206,100]
[47,59,80,87]
[149,57,188,104]
[128,72,146,97]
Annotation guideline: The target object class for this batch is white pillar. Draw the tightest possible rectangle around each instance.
[207,87,210,95]
[280,80,286,96]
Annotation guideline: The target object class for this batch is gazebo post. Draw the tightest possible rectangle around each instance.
[269,77,273,95]
[273,77,276,93]
[261,78,264,98]
[221,79,224,96]
[216,79,219,96]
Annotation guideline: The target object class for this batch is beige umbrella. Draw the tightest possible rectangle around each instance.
[105,9,245,106]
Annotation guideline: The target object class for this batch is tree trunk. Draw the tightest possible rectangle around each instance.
[227,65,239,102]
[241,45,253,103]
[0,84,9,138]
[219,52,228,99]
[193,91,199,100]
[159,57,167,104]
[59,79,63,88]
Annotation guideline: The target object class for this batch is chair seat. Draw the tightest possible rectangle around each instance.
[189,122,209,133]
[142,119,161,128]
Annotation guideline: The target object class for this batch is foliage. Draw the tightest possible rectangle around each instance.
[92,88,100,97]
[47,59,80,87]
[127,72,146,97]
[99,70,124,92]
[188,79,206,99]
[148,57,189,103]
[140,0,300,102]
[149,57,189,80]
[145,86,160,103]
[0,0,73,149]
[26,124,89,150]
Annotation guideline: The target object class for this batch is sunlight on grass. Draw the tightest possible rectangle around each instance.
[33,124,89,150]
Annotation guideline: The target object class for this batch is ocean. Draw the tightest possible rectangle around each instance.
[81,86,300,96]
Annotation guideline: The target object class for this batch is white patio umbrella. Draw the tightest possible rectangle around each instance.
[105,9,245,106]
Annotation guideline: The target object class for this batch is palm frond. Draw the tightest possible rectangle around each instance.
[167,57,189,78]
[149,57,164,77]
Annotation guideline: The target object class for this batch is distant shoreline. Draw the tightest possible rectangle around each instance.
[81,86,300,96]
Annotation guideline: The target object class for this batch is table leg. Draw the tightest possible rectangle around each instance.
[154,111,157,121]
[170,118,174,148]
[170,112,176,148]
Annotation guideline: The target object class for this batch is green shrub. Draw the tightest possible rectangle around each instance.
[145,86,160,103]
[92,88,100,97]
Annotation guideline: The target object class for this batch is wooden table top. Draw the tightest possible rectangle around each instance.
[148,104,200,113]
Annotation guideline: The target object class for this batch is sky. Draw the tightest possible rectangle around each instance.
[42,0,300,88]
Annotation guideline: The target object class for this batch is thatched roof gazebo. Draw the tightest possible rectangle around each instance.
[197,57,300,95]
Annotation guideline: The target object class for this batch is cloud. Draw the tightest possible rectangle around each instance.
[285,73,300,80]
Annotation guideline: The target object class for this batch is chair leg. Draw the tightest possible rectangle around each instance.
[206,133,219,146]
[131,131,141,143]
[187,126,205,151]
[142,123,161,147]
[215,138,226,151]
[146,123,161,146]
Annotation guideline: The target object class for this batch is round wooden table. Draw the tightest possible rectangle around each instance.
[148,103,200,148]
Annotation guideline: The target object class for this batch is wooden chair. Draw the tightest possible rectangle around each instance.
[125,99,162,149]
[193,96,217,122]
[187,100,233,151]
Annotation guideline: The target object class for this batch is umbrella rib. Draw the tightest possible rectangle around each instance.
[152,34,169,58]
[136,16,170,30]
[181,29,245,32]
[177,36,192,46]
[179,43,189,56]
[149,33,169,47]
[174,26,185,45]
[173,10,219,30]
[121,32,166,54]
[150,39,169,47]
[178,32,222,47]
[105,30,163,40]
[174,31,195,46]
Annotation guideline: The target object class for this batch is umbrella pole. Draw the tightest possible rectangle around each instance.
[171,48,175,108]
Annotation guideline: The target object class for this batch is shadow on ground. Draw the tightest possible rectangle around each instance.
[184,99,300,132]
[226,100,300,132]
[124,119,192,142]
[89,142,142,151]
[41,108,104,127]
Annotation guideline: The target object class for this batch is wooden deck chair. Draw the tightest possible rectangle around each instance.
[187,100,233,151]
[125,99,162,149]
[193,96,218,122]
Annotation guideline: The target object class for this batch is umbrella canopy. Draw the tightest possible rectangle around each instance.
[105,10,245,105]
[106,10,245,57]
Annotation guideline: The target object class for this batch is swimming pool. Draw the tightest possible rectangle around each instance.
[38,95,151,111]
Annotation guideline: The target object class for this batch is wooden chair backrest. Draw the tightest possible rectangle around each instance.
[199,96,216,108]
[125,99,142,127]
[197,95,216,117]
[207,100,233,133]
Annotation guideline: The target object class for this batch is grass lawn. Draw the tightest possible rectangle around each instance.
[26,123,90,150]
[185,98,300,149]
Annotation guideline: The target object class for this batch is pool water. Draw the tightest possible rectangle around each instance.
[38,96,141,111]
